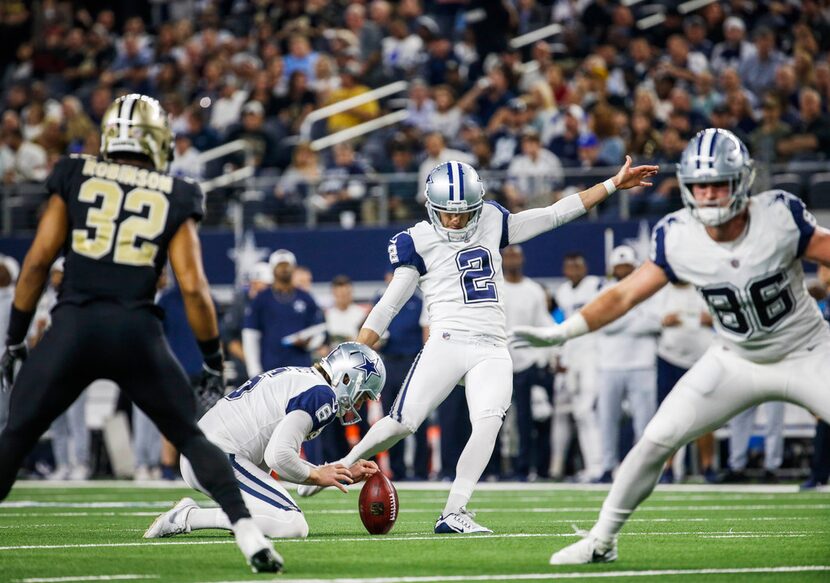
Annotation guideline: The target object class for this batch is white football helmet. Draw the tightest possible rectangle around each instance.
[319,342,386,425]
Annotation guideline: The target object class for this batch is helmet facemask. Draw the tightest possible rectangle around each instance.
[424,161,486,243]
[677,129,756,227]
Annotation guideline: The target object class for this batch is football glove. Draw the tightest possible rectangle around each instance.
[196,361,225,413]
[0,342,27,393]
[509,325,568,349]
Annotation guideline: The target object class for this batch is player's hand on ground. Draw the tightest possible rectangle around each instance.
[612,156,659,190]
[310,463,353,493]
[509,325,568,348]
[0,342,27,393]
[348,459,379,483]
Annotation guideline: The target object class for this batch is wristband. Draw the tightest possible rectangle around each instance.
[602,179,617,196]
[197,337,223,371]
[7,306,34,347]
[561,313,590,340]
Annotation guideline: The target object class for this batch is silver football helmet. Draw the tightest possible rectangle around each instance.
[319,342,386,426]
[677,128,755,226]
[424,161,486,242]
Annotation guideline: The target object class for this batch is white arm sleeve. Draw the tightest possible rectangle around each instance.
[241,328,263,377]
[362,266,419,336]
[264,410,318,484]
[507,194,587,244]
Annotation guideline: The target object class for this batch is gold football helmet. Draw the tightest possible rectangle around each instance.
[100,94,174,172]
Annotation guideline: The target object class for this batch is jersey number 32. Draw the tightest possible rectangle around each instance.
[72,177,170,267]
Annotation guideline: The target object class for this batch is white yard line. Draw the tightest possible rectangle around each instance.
[3,501,829,513]
[16,576,158,583]
[199,566,830,583]
[11,480,827,494]
[0,531,823,552]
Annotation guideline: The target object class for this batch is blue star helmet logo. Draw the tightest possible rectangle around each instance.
[355,353,381,380]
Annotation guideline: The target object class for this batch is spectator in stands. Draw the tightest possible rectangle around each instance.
[710,17,755,76]
[271,142,320,225]
[377,140,419,220]
[627,112,661,163]
[772,64,800,122]
[185,109,220,153]
[284,34,319,84]
[0,255,18,432]
[590,104,625,166]
[504,128,563,211]
[325,61,380,134]
[406,79,435,133]
[459,65,514,127]
[345,3,383,87]
[416,131,474,200]
[325,275,366,346]
[314,141,373,225]
[1,127,47,184]
[61,96,94,153]
[489,98,531,169]
[382,18,423,80]
[547,106,582,168]
[595,246,660,483]
[274,71,316,136]
[210,76,247,135]
[691,71,721,120]
[777,88,830,161]
[658,34,708,87]
[169,133,202,180]
[428,85,463,142]
[748,95,791,166]
[226,101,278,168]
[738,27,786,98]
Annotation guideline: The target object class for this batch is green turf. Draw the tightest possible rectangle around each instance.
[1,483,828,582]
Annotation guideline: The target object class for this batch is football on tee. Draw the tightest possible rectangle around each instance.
[358,472,398,535]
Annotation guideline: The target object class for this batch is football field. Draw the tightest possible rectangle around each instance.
[1,482,828,582]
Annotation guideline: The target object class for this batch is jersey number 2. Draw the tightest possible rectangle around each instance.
[456,246,498,304]
[72,177,170,267]
[701,271,794,336]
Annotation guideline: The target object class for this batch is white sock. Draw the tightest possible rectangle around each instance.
[550,411,572,477]
[342,416,412,466]
[443,416,502,516]
[590,437,672,542]
[187,507,232,531]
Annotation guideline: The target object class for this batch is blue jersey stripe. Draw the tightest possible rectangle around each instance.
[230,454,301,512]
[393,349,423,422]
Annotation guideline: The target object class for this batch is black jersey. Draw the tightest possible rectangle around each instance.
[45,155,205,310]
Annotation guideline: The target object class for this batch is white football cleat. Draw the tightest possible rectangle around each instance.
[233,518,283,573]
[549,530,618,565]
[434,506,493,534]
[143,497,197,539]
[296,483,324,497]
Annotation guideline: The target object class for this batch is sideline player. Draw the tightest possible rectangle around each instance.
[299,157,659,534]
[512,128,830,563]
[145,342,384,539]
[0,94,281,572]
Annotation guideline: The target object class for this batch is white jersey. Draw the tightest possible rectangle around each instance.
[653,283,714,369]
[650,190,829,363]
[198,366,337,465]
[555,275,603,365]
[388,202,511,341]
[503,277,555,372]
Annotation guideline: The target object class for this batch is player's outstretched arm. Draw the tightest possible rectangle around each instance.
[358,266,419,348]
[507,156,659,244]
[804,225,830,267]
[511,261,668,347]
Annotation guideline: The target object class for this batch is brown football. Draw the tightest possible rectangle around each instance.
[358,472,398,535]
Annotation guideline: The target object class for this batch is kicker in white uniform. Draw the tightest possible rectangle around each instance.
[297,157,659,534]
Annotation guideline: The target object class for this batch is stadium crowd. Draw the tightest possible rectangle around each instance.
[0,1,828,488]
[0,0,830,227]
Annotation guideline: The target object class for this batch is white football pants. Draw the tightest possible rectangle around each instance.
[597,367,657,473]
[181,453,308,538]
[728,401,785,471]
[592,342,830,542]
